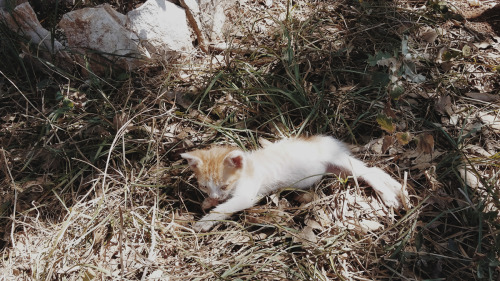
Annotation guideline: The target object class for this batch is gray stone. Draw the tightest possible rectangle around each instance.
[0,2,63,53]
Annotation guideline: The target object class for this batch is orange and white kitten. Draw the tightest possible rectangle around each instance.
[182,135,405,232]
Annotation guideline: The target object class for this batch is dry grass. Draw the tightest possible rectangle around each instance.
[1,0,499,280]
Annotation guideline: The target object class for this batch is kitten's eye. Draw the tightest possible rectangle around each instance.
[220,184,229,191]
[199,185,208,191]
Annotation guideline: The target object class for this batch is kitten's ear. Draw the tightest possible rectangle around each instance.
[181,152,202,169]
[224,150,245,169]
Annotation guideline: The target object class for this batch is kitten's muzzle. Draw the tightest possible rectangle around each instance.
[209,192,229,201]
[208,194,224,200]
[209,193,222,200]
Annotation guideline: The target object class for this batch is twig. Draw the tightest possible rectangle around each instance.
[141,118,159,281]
[119,206,125,279]
[1,149,17,249]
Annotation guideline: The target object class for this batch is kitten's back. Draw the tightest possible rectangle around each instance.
[250,136,347,189]
[256,135,348,162]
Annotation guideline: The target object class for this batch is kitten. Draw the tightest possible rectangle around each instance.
[181,135,406,232]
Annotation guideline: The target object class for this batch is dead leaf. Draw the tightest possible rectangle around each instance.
[458,167,483,189]
[435,95,453,116]
[384,103,397,119]
[413,154,433,170]
[465,92,500,102]
[474,41,491,49]
[366,137,384,154]
[305,218,323,230]
[346,219,383,234]
[449,114,460,126]
[437,46,447,63]
[424,167,442,191]
[358,220,383,233]
[20,177,46,192]
[462,45,472,57]
[412,149,443,170]
[2,114,15,122]
[479,114,500,131]
[164,90,192,108]
[376,114,396,133]
[315,209,332,228]
[293,225,317,243]
[113,113,131,132]
[382,135,394,153]
[420,28,438,43]
[148,270,164,279]
[396,132,411,145]
[440,61,453,72]
[417,133,434,154]
[463,144,492,157]
[269,194,280,206]
[295,191,316,204]
[377,57,398,72]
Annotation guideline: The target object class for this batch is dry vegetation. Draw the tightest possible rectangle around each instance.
[1,0,500,280]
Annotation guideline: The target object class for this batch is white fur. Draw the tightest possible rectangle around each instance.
[189,136,406,232]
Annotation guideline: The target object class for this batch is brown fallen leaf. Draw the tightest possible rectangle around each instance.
[435,95,453,116]
[441,61,453,72]
[384,103,397,119]
[382,135,394,154]
[417,133,434,154]
[294,191,317,204]
[465,92,500,102]
[113,113,131,132]
[420,28,438,43]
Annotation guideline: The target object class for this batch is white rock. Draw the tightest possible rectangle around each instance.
[5,0,233,70]
[0,2,63,53]
[58,0,195,69]
[58,4,141,68]
[127,0,194,59]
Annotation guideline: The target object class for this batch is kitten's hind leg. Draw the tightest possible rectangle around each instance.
[194,195,258,232]
[329,155,404,208]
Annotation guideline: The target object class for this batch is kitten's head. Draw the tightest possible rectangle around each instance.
[181,146,245,201]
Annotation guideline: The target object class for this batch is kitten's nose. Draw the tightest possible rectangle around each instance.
[209,192,221,199]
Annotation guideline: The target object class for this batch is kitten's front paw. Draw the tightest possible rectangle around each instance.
[366,168,407,209]
[379,191,402,209]
[193,220,216,232]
